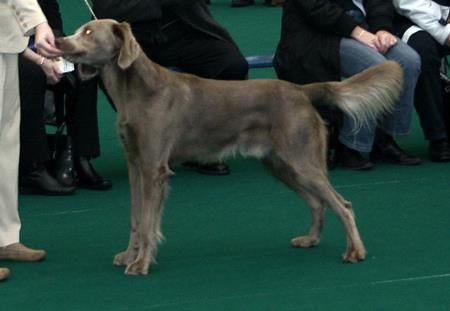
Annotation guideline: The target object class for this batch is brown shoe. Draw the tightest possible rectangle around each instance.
[0,267,10,281]
[370,133,422,166]
[0,243,46,262]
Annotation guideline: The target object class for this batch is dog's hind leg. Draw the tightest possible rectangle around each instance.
[125,163,171,275]
[287,160,366,262]
[270,152,365,262]
[290,190,325,248]
[269,113,366,262]
[307,179,366,262]
[323,186,365,262]
[263,155,325,248]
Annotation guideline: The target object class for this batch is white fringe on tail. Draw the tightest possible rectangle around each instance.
[332,61,404,131]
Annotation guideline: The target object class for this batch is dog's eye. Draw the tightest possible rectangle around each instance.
[84,28,93,36]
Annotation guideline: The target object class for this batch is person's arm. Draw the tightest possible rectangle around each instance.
[92,0,162,23]
[293,0,379,50]
[9,0,47,36]
[394,0,450,45]
[37,0,64,36]
[9,0,61,56]
[350,26,379,50]
[365,0,394,33]
[373,30,397,54]
[34,22,61,57]
[363,0,397,54]
[22,47,62,84]
[293,0,358,37]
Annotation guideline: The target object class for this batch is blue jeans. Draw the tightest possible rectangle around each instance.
[338,35,421,152]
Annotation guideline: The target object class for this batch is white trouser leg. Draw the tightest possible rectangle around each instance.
[0,53,21,247]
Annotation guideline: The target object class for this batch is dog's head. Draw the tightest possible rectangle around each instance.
[55,19,141,80]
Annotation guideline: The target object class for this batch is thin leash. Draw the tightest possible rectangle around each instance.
[83,0,98,20]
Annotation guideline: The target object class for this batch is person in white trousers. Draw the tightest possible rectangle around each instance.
[0,0,61,282]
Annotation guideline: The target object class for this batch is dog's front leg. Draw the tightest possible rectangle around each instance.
[113,161,141,267]
[125,164,170,276]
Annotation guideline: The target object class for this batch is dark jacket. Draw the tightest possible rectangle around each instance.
[37,0,63,36]
[274,0,394,84]
[92,0,236,46]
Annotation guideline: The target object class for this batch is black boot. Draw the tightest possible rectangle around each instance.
[183,161,231,175]
[197,162,230,175]
[370,130,422,165]
[52,135,76,187]
[429,139,450,162]
[19,163,76,195]
[335,143,374,170]
[75,157,112,190]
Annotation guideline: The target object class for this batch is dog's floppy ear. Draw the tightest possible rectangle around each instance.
[77,64,99,81]
[113,22,140,69]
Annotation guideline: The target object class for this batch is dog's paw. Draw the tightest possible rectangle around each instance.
[342,247,366,263]
[113,250,135,267]
[125,259,150,276]
[290,235,320,248]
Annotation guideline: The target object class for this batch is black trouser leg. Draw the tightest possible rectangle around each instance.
[18,55,51,169]
[64,76,101,158]
[408,31,450,141]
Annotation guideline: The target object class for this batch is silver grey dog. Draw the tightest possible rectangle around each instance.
[56,19,403,276]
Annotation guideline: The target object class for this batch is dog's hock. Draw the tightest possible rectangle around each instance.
[158,165,174,184]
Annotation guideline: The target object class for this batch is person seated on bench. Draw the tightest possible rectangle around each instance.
[18,0,111,195]
[92,0,249,176]
[274,0,422,170]
[393,0,450,162]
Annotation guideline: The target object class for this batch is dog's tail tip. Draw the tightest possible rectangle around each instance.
[335,61,404,130]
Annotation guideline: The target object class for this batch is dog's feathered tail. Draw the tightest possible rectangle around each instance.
[301,61,403,130]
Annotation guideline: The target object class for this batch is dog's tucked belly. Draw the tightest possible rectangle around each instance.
[172,127,273,162]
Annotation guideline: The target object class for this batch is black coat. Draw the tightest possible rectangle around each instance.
[91,0,236,46]
[37,0,63,36]
[274,0,394,84]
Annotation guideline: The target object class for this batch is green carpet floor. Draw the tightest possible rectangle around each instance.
[1,1,450,310]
